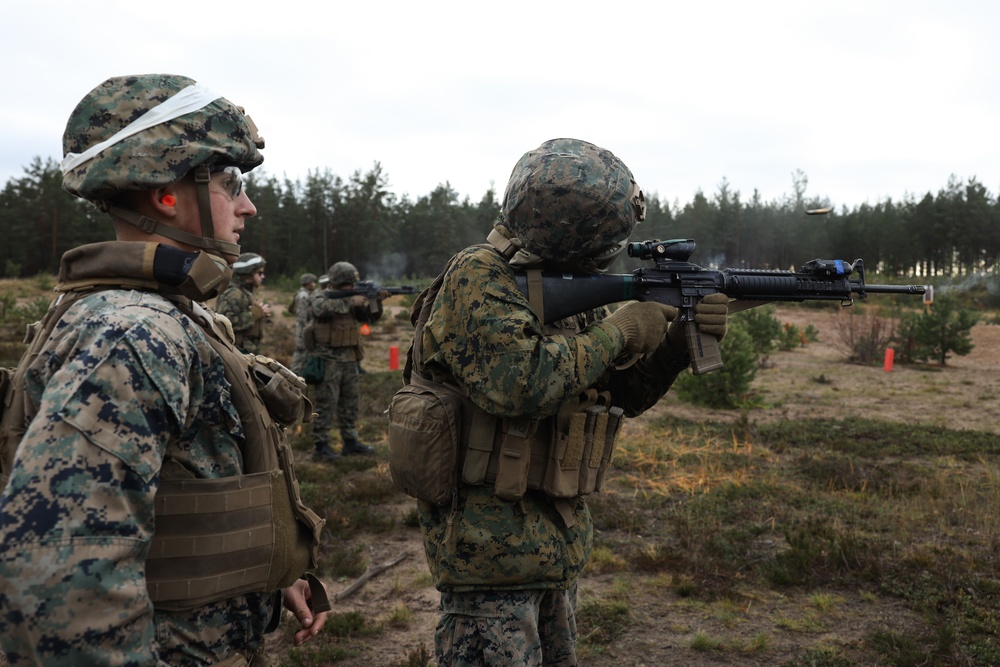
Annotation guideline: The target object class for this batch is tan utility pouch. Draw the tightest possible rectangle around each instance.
[387,373,461,505]
[596,406,625,489]
[492,418,538,501]
[250,355,312,426]
[543,392,624,497]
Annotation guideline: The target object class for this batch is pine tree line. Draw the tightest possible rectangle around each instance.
[2,158,997,282]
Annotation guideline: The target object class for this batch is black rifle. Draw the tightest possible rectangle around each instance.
[326,280,419,313]
[514,238,926,375]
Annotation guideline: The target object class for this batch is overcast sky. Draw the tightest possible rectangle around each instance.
[3,0,998,211]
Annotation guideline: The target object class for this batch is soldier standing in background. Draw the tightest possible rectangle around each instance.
[291,272,318,373]
[215,251,272,354]
[308,261,386,461]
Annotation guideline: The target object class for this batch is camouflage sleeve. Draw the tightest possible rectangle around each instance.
[355,298,382,324]
[295,291,311,328]
[309,290,355,320]
[0,299,206,666]
[215,286,254,333]
[598,325,692,417]
[420,247,626,419]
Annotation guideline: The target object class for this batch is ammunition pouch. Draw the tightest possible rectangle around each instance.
[387,373,624,504]
[310,313,359,348]
[388,246,623,505]
[250,355,313,426]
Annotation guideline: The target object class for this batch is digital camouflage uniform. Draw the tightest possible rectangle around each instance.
[308,286,382,451]
[290,284,314,373]
[0,73,327,667]
[0,248,277,666]
[416,245,692,667]
[400,138,719,667]
[215,280,266,354]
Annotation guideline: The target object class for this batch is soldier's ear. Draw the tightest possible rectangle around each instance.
[150,187,180,218]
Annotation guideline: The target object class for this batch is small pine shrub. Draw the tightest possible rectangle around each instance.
[895,296,978,365]
[674,319,759,409]
[737,305,781,352]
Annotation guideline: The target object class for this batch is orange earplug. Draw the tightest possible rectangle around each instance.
[160,194,177,207]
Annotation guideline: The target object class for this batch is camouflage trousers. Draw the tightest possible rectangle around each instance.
[290,344,307,374]
[434,585,579,667]
[311,356,360,444]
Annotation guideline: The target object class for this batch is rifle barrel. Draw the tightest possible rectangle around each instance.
[860,284,927,295]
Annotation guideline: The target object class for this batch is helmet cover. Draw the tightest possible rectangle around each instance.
[327,262,359,286]
[232,252,265,275]
[62,73,264,202]
[498,138,645,261]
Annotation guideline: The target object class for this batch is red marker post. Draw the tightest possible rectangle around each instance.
[883,347,895,372]
[389,345,399,371]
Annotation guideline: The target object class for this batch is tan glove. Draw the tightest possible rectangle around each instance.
[693,292,729,339]
[604,302,679,356]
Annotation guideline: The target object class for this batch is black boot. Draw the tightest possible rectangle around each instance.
[313,443,342,462]
[341,439,375,456]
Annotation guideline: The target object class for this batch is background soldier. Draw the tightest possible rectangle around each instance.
[215,251,272,354]
[0,74,329,666]
[291,272,318,373]
[405,138,728,666]
[308,261,386,461]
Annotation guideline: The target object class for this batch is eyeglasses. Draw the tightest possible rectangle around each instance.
[210,164,245,200]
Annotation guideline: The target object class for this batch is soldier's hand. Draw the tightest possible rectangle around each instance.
[261,303,273,318]
[349,295,367,308]
[605,301,679,356]
[282,579,330,646]
[377,289,391,301]
[694,293,729,339]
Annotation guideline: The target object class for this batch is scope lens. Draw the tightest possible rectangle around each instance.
[627,242,647,258]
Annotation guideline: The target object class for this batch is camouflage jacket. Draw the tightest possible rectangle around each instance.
[415,245,690,592]
[292,287,312,346]
[215,281,264,351]
[0,246,275,666]
[308,288,382,362]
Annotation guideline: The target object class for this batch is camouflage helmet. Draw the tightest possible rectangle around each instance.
[300,272,318,286]
[328,261,359,286]
[232,252,266,276]
[61,74,264,202]
[496,138,646,262]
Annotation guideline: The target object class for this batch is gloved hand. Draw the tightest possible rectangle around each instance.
[693,293,729,339]
[377,289,391,301]
[604,301,679,356]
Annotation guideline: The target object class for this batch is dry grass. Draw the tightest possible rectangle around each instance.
[3,279,999,667]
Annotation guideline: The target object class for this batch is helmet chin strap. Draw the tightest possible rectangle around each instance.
[192,166,240,258]
[107,165,241,259]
